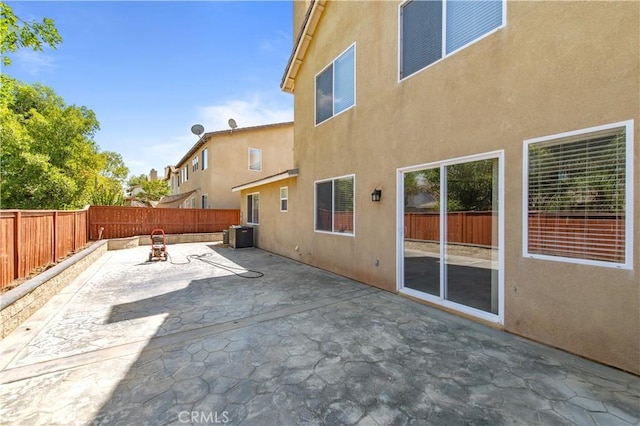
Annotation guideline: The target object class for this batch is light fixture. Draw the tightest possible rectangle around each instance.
[371,188,382,202]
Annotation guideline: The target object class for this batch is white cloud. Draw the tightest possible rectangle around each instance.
[196,94,293,132]
[12,50,56,76]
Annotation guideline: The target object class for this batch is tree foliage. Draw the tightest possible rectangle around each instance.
[404,159,496,212]
[127,174,170,206]
[1,4,129,209]
[0,2,62,67]
[1,81,104,209]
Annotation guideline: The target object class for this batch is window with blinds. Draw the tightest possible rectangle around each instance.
[400,0,504,79]
[249,148,262,171]
[315,175,355,234]
[525,122,633,268]
[315,44,356,125]
[247,193,259,224]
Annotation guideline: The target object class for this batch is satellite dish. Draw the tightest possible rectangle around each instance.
[190,124,205,136]
[228,118,238,130]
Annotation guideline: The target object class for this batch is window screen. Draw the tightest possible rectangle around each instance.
[401,0,442,78]
[334,46,356,114]
[315,45,355,125]
[527,126,629,266]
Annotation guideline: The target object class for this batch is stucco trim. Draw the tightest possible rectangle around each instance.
[281,0,327,93]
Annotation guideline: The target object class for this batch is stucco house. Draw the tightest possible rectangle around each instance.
[234,1,639,374]
[167,122,293,210]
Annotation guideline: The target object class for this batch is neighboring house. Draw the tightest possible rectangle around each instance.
[171,122,293,210]
[234,1,639,374]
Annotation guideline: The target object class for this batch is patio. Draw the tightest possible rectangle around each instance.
[0,242,638,425]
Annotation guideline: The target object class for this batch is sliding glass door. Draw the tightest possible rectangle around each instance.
[401,153,502,321]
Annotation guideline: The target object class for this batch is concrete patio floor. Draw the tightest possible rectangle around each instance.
[0,242,638,425]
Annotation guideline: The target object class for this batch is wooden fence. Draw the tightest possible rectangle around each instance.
[528,212,625,263]
[406,211,626,263]
[405,211,497,246]
[88,206,240,240]
[1,209,89,289]
[1,206,240,289]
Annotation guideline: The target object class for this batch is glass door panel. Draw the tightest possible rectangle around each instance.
[444,159,499,314]
[401,154,501,318]
[403,169,441,296]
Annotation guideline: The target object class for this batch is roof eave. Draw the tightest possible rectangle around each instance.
[231,169,299,192]
[280,0,327,93]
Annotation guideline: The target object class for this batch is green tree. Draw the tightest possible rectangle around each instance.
[126,174,170,206]
[89,151,129,206]
[1,81,103,209]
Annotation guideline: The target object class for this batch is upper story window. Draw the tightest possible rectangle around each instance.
[315,44,356,125]
[400,0,504,79]
[180,165,188,183]
[280,187,288,212]
[249,148,262,171]
[315,175,355,235]
[202,148,208,171]
[192,156,199,172]
[524,120,633,269]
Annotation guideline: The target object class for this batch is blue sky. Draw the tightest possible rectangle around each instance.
[5,1,294,178]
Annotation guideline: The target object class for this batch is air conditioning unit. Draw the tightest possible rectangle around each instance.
[229,226,254,249]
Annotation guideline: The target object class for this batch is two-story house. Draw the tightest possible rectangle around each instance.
[167,122,293,212]
[234,1,639,374]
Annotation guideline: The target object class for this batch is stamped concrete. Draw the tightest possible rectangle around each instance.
[0,242,638,425]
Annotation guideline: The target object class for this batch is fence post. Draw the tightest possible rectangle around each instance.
[53,211,59,262]
[13,211,21,280]
[73,211,77,251]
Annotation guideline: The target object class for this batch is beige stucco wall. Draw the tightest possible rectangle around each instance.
[263,1,639,373]
[176,123,293,209]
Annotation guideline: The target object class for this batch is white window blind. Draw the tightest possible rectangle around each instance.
[400,0,503,79]
[527,126,628,266]
[446,0,503,54]
[315,176,354,234]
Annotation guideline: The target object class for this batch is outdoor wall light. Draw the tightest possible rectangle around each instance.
[371,188,382,202]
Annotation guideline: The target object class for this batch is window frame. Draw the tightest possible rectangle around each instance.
[314,43,356,126]
[522,120,634,270]
[247,192,260,225]
[280,187,288,212]
[314,174,356,236]
[201,194,208,209]
[398,0,506,81]
[192,156,199,172]
[249,148,262,172]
